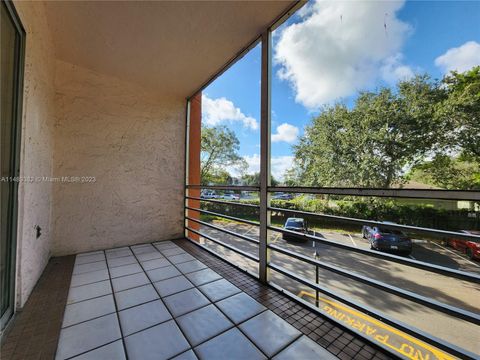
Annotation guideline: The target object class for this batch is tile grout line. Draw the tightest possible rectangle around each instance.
[68,240,389,360]
[145,243,269,358]
[129,244,200,359]
[165,246,271,359]
[70,258,173,291]
[160,246,235,360]
[176,240,337,359]
[190,240,384,359]
[67,241,345,360]
[63,339,122,360]
[104,250,130,360]
[60,307,117,330]
[164,251,230,359]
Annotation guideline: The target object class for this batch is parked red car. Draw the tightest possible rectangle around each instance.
[448,230,480,260]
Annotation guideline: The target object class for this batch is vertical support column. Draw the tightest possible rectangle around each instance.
[259,31,271,283]
[186,93,202,241]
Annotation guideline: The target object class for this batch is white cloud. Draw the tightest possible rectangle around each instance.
[274,0,412,109]
[202,95,258,130]
[271,123,299,143]
[271,156,295,180]
[241,154,295,181]
[435,41,480,74]
[380,54,415,84]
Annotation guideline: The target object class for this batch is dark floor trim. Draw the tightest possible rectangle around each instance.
[0,256,75,360]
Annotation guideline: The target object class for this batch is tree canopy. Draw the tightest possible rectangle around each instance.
[201,125,246,185]
[436,67,480,159]
[241,172,279,187]
[288,67,480,189]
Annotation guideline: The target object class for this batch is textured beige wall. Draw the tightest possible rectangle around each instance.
[11,1,186,309]
[52,60,185,255]
[14,1,56,307]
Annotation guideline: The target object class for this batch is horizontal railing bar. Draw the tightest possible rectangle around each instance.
[186,216,259,245]
[186,185,260,191]
[268,243,480,325]
[267,283,475,360]
[185,206,260,227]
[185,237,260,278]
[185,227,259,262]
[268,225,480,283]
[268,186,480,201]
[268,263,477,360]
[186,196,260,209]
[269,206,480,242]
[267,281,401,359]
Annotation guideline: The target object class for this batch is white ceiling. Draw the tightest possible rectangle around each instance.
[44,1,297,99]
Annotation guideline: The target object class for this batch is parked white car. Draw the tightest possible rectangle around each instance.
[222,194,240,200]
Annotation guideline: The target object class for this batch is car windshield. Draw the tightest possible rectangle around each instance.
[286,219,304,228]
[378,227,403,235]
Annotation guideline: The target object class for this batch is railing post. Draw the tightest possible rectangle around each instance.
[259,30,271,283]
[313,241,319,307]
[186,93,202,242]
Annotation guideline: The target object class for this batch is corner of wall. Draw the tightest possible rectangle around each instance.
[13,0,56,308]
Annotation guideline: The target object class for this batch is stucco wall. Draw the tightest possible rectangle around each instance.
[14,1,56,307]
[10,1,186,309]
[52,60,185,255]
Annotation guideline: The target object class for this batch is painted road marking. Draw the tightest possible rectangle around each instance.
[242,226,256,237]
[409,255,416,260]
[297,291,456,360]
[348,234,358,247]
[432,242,479,267]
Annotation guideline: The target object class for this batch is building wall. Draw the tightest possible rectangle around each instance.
[11,0,186,308]
[52,60,185,255]
[14,1,56,307]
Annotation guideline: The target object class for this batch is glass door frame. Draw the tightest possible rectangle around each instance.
[0,0,25,332]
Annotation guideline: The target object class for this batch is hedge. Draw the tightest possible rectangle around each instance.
[199,197,479,233]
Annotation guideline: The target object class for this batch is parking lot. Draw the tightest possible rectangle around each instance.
[196,220,480,359]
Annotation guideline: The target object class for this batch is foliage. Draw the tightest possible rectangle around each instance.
[200,197,479,233]
[291,75,443,187]
[290,68,480,189]
[201,126,247,185]
[202,169,234,186]
[409,154,480,190]
[241,172,279,186]
[435,67,480,159]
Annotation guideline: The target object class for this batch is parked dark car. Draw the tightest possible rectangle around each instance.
[282,218,308,241]
[448,230,480,260]
[362,223,412,255]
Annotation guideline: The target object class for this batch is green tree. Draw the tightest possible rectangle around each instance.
[436,66,480,159]
[409,155,480,190]
[202,168,234,186]
[201,126,246,185]
[293,75,443,188]
[241,172,279,186]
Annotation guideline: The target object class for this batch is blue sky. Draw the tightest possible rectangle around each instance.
[202,0,480,180]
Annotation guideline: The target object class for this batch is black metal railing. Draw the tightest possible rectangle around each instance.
[184,184,480,360]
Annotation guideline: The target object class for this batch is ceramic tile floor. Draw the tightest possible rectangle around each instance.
[55,241,338,360]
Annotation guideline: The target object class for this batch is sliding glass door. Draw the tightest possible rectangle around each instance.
[1,0,24,331]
